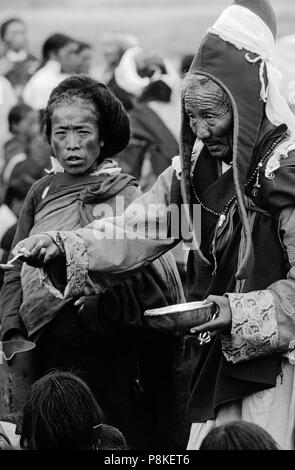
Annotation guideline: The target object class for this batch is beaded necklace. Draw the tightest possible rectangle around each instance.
[190,133,287,229]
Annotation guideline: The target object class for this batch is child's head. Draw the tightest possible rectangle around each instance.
[8,104,40,140]
[20,370,104,450]
[199,420,279,450]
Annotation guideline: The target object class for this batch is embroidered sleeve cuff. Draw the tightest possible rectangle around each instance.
[221,290,279,364]
[39,231,90,299]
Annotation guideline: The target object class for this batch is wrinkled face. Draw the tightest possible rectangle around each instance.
[55,41,81,74]
[51,101,102,176]
[4,20,27,52]
[184,78,233,163]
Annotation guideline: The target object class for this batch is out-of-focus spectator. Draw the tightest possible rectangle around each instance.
[0,183,30,288]
[3,103,40,166]
[93,32,139,84]
[23,33,80,110]
[0,75,17,169]
[112,46,150,109]
[0,17,38,99]
[114,53,187,279]
[179,54,194,77]
[115,52,180,190]
[7,135,51,191]
[0,131,50,288]
[1,103,45,204]
[76,41,93,75]
[199,420,280,451]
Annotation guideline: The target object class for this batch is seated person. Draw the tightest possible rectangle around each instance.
[0,17,38,99]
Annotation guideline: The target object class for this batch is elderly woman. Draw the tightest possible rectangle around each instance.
[12,0,295,450]
[0,75,187,450]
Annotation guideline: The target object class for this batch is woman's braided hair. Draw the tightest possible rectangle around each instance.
[44,74,130,161]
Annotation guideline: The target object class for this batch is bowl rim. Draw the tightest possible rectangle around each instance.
[144,301,213,316]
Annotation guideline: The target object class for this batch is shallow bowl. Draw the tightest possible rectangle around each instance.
[144,301,215,335]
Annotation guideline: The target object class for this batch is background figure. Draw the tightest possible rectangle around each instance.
[1,103,51,203]
[92,32,139,85]
[0,74,17,169]
[115,53,179,191]
[19,370,126,450]
[199,421,280,450]
[76,41,93,75]
[0,185,24,289]
[22,33,80,110]
[0,17,38,99]
[2,103,40,165]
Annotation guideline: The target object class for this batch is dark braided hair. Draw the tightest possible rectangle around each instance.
[44,74,130,161]
[199,420,279,450]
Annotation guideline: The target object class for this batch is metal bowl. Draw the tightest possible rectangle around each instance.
[144,301,215,335]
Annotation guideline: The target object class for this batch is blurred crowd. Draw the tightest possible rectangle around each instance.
[1,9,295,452]
[0,16,195,283]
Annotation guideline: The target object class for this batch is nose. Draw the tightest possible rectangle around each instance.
[193,118,210,140]
[66,131,80,150]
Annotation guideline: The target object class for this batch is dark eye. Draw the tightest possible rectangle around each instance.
[188,113,195,120]
[55,131,66,136]
[205,116,216,124]
[79,130,90,135]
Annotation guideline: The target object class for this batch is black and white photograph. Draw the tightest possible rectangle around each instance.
[0,0,295,454]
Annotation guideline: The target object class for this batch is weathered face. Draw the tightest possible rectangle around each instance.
[51,101,102,176]
[184,79,233,163]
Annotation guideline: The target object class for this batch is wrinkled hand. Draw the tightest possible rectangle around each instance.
[190,295,232,336]
[13,234,61,267]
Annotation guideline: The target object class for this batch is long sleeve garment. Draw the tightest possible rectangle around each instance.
[38,158,295,365]
[0,176,52,338]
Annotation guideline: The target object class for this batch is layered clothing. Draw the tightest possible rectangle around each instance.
[14,0,295,451]
[0,161,188,449]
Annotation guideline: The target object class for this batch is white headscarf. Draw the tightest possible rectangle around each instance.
[208,5,295,160]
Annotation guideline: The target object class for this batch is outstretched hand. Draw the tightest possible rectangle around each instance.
[12,234,62,267]
[190,295,232,336]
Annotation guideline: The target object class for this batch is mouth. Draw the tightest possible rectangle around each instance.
[206,143,221,151]
[66,156,84,165]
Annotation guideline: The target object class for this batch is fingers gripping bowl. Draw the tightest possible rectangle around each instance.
[144,301,215,335]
